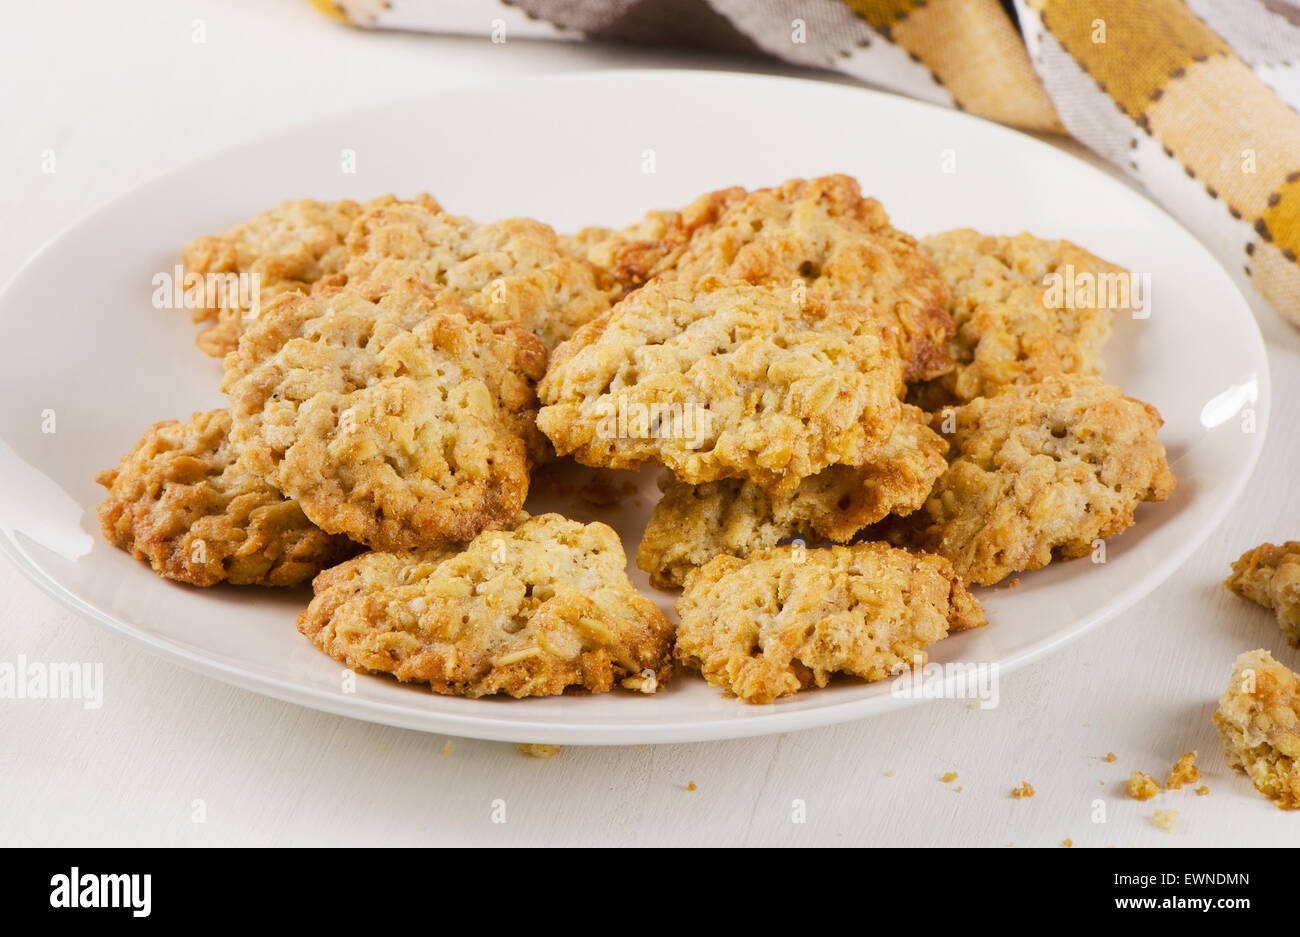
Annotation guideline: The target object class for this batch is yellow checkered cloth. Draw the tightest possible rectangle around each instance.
[313,0,1300,325]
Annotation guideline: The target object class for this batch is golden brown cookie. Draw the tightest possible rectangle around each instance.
[636,405,947,588]
[337,199,616,349]
[883,376,1175,586]
[180,195,438,356]
[1226,542,1300,647]
[298,513,674,698]
[95,409,355,586]
[538,278,905,495]
[557,184,745,294]
[576,176,952,380]
[674,541,986,704]
[223,280,546,552]
[912,229,1125,406]
[1214,649,1300,810]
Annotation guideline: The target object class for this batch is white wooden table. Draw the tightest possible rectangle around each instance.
[2,0,1297,848]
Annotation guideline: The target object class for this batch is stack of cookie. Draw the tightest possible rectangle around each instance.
[96,175,1175,705]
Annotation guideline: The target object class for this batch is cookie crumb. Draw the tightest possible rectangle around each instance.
[441,740,454,756]
[1104,752,1117,763]
[1126,771,1161,801]
[1011,781,1035,799]
[940,771,958,783]
[884,770,896,777]
[686,781,697,791]
[1196,785,1210,796]
[1061,838,1073,848]
[1152,809,1180,833]
[1165,751,1201,790]
[518,743,561,759]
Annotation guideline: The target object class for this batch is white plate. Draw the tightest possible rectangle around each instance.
[0,71,1269,744]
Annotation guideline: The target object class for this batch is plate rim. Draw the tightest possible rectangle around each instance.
[0,68,1273,744]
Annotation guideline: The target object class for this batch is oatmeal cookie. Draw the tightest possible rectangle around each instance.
[1213,649,1300,810]
[180,194,438,356]
[674,542,985,704]
[298,513,674,698]
[579,176,952,380]
[637,405,947,588]
[537,278,905,495]
[337,199,616,349]
[557,184,745,293]
[912,229,1124,406]
[223,280,546,551]
[883,376,1175,586]
[95,409,355,586]
[1226,542,1300,647]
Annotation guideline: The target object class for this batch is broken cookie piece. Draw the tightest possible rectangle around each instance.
[674,541,985,704]
[96,409,355,586]
[1213,649,1300,810]
[298,513,674,698]
[1226,542,1300,648]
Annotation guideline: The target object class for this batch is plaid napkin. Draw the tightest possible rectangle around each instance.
[310,0,1300,326]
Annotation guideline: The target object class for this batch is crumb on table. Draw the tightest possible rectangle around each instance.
[1104,752,1117,763]
[1011,782,1035,799]
[1126,771,1161,801]
[1152,809,1180,833]
[941,771,958,783]
[1166,751,1201,790]
[518,743,561,759]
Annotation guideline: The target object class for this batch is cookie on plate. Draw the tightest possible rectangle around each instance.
[674,541,986,704]
[1226,542,1300,647]
[538,278,905,495]
[911,229,1125,407]
[1213,649,1300,810]
[636,405,947,588]
[336,199,616,349]
[558,184,745,294]
[96,409,355,586]
[298,513,674,698]
[883,375,1175,586]
[180,194,439,356]
[223,280,547,552]
[571,176,953,381]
